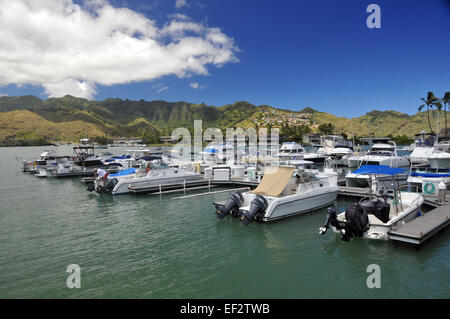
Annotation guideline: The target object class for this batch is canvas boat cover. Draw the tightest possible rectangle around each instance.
[352,165,405,176]
[110,168,136,177]
[251,166,295,197]
[411,172,450,178]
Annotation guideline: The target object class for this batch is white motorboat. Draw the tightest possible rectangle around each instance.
[199,142,235,164]
[326,147,354,166]
[214,166,338,224]
[276,142,306,162]
[427,141,450,169]
[320,165,424,241]
[36,146,119,177]
[409,132,436,165]
[316,135,354,156]
[22,150,71,173]
[346,139,409,187]
[93,157,202,195]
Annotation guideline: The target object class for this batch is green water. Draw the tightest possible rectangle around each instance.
[0,146,449,298]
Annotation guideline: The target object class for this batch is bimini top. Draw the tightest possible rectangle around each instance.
[352,165,406,176]
[251,166,295,197]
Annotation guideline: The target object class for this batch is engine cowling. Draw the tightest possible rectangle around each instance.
[319,206,340,234]
[95,178,118,194]
[216,192,244,219]
[241,195,268,225]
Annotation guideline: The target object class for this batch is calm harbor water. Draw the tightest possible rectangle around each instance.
[0,146,449,298]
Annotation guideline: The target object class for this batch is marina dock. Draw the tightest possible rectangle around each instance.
[388,205,450,246]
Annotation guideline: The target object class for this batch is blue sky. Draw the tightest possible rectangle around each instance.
[0,0,449,117]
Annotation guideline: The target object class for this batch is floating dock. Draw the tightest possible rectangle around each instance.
[388,205,450,246]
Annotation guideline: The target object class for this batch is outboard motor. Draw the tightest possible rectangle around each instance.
[319,206,342,235]
[241,195,268,225]
[216,192,244,219]
[95,178,118,194]
[87,183,95,192]
[104,178,118,193]
[340,203,370,241]
[363,199,390,224]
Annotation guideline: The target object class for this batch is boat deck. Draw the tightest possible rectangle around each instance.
[388,205,450,246]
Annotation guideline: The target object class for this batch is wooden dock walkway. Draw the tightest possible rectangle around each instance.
[388,205,450,246]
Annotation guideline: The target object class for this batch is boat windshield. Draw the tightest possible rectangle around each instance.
[294,170,319,183]
[368,148,393,156]
[434,145,450,153]
[150,159,170,169]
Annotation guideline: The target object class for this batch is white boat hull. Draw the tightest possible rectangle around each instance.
[112,173,202,195]
[428,157,450,169]
[263,189,338,221]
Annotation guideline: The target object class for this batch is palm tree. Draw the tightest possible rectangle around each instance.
[418,92,438,134]
[434,100,443,137]
[442,92,450,137]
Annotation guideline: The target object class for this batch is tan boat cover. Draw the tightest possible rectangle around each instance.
[251,166,295,197]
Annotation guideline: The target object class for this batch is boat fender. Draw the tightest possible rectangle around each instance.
[423,182,436,195]
[216,192,244,219]
[241,195,268,225]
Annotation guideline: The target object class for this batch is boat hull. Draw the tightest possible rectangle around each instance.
[263,190,338,221]
[112,174,203,195]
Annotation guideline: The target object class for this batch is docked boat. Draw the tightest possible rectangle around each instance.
[346,139,409,187]
[409,132,436,165]
[316,135,354,155]
[22,150,71,173]
[200,142,235,164]
[320,165,424,241]
[427,141,450,169]
[36,146,119,177]
[326,147,354,166]
[276,142,306,162]
[91,157,202,195]
[213,165,338,224]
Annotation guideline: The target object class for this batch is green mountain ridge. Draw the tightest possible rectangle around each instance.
[0,95,444,143]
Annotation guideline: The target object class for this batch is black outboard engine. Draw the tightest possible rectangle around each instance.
[216,192,244,219]
[341,203,370,241]
[87,183,95,192]
[104,178,118,193]
[319,206,342,235]
[95,178,118,194]
[241,195,268,225]
[363,199,390,223]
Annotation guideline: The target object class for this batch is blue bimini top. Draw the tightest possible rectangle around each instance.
[352,165,406,176]
[109,168,136,177]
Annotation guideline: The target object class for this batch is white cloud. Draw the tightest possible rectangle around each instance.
[175,0,188,9]
[190,82,205,89]
[0,93,8,97]
[157,86,168,93]
[0,0,238,99]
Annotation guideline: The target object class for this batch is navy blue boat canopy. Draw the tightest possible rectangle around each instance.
[352,165,406,175]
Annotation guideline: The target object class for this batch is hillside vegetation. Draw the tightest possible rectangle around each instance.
[0,95,445,144]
